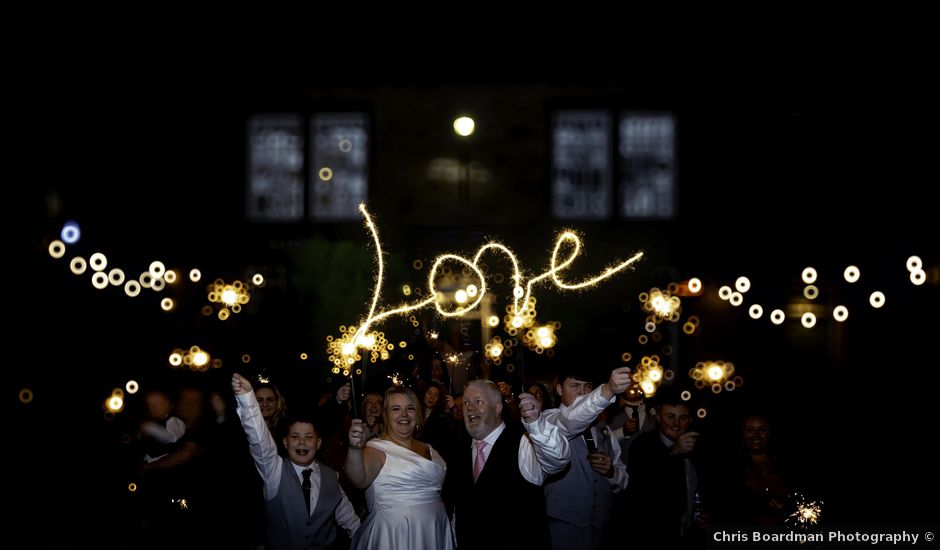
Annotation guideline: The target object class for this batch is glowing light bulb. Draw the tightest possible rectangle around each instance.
[48,240,65,259]
[801,312,816,328]
[453,116,475,137]
[833,305,848,322]
[69,257,87,275]
[61,221,81,244]
[107,268,124,286]
[89,253,107,272]
[124,280,141,297]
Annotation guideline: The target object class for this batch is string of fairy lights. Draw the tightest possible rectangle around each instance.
[40,215,931,422]
[40,215,931,411]
[44,220,268,413]
[619,254,928,405]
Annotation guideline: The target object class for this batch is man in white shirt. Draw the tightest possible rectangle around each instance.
[232,373,359,550]
[542,367,632,550]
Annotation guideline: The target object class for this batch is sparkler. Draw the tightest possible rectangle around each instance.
[788,494,823,527]
[340,204,643,360]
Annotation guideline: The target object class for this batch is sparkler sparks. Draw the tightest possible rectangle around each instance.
[339,204,643,358]
[168,346,217,372]
[690,360,738,393]
[788,495,823,527]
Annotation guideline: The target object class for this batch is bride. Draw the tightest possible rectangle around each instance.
[346,386,455,550]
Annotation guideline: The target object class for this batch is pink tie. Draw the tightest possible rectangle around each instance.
[473,440,487,482]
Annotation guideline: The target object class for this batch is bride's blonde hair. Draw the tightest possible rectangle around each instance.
[382,386,424,437]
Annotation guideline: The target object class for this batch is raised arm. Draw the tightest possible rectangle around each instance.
[558,367,632,436]
[344,419,386,489]
[517,392,570,483]
[232,372,283,498]
[140,416,185,444]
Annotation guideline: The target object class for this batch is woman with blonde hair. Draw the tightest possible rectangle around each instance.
[255,382,288,453]
[346,386,454,549]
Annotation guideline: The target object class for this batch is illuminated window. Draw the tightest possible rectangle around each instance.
[247,112,370,222]
[246,115,305,222]
[618,113,676,219]
[551,111,613,220]
[309,113,369,221]
[552,110,677,221]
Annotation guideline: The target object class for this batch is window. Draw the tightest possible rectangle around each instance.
[551,111,613,220]
[309,113,369,221]
[247,112,369,222]
[246,115,305,222]
[618,113,676,219]
[551,110,676,221]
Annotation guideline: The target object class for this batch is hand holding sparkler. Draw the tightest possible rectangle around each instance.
[335,382,352,404]
[518,392,542,424]
[670,431,700,455]
[232,373,253,395]
[587,450,615,478]
[601,367,633,399]
[348,419,374,450]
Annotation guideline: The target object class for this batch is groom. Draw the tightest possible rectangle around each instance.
[446,379,570,549]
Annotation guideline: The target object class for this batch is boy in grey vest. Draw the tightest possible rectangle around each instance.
[233,373,360,550]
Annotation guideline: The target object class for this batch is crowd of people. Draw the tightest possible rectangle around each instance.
[128,356,801,550]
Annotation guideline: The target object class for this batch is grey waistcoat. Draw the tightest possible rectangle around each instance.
[265,459,341,550]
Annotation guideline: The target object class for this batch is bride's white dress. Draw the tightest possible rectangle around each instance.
[351,438,455,550]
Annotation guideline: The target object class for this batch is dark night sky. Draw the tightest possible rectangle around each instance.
[10,7,940,546]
